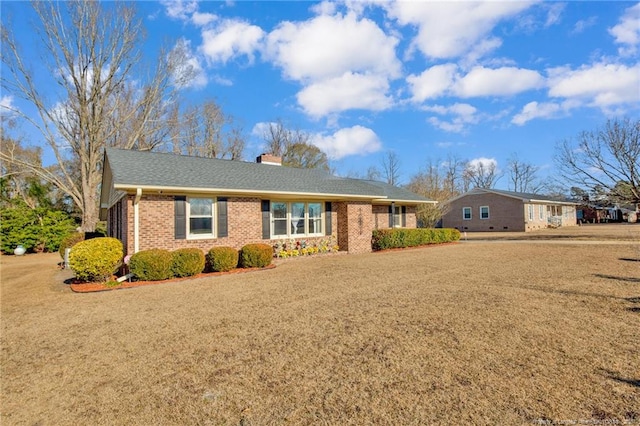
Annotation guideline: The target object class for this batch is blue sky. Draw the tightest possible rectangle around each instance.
[2,1,639,189]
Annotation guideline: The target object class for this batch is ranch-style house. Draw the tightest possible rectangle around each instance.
[442,188,578,232]
[100,149,436,255]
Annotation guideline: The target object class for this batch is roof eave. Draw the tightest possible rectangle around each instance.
[112,183,384,201]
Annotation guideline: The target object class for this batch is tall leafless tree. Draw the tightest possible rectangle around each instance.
[1,1,189,231]
[407,159,461,227]
[168,100,245,160]
[381,151,401,186]
[463,158,501,189]
[262,120,329,170]
[556,117,640,205]
[506,154,541,193]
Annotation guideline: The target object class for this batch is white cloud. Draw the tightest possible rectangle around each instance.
[192,11,217,26]
[547,62,640,108]
[407,65,543,102]
[265,12,400,82]
[511,101,562,125]
[200,19,265,65]
[572,16,597,35]
[608,2,640,56]
[467,157,498,172]
[171,38,207,89]
[297,72,393,118]
[406,64,457,102]
[311,125,382,159]
[454,66,544,97]
[0,95,16,116]
[424,103,480,133]
[160,0,198,21]
[386,1,533,60]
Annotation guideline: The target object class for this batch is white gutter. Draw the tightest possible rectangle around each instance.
[133,188,142,253]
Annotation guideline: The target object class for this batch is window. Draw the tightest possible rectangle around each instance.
[528,204,534,221]
[480,206,489,219]
[393,205,402,227]
[539,205,544,220]
[271,201,324,237]
[463,207,472,220]
[188,197,215,238]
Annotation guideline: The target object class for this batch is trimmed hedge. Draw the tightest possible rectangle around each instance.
[69,237,123,282]
[240,243,273,268]
[372,228,461,251]
[207,247,239,272]
[171,248,205,278]
[59,232,85,258]
[129,249,173,281]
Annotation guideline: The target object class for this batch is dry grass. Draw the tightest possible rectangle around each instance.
[2,224,639,425]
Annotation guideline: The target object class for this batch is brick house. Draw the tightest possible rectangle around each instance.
[441,188,578,232]
[100,149,436,255]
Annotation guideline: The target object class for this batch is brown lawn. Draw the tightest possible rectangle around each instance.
[1,224,639,425]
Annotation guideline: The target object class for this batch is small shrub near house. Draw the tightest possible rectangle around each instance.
[129,249,174,281]
[207,247,239,272]
[171,248,205,278]
[59,232,85,258]
[69,237,123,282]
[372,228,461,251]
[240,243,273,268]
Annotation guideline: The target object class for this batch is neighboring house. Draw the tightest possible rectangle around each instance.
[100,149,436,255]
[442,188,578,232]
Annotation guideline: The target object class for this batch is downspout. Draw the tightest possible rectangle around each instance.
[134,188,142,253]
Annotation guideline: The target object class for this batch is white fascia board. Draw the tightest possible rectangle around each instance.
[113,183,383,201]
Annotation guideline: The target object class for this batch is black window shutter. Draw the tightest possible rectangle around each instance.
[402,206,407,227]
[325,202,332,235]
[261,200,270,239]
[217,198,228,238]
[175,196,186,239]
[388,205,393,227]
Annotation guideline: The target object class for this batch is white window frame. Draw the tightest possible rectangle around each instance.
[528,204,534,221]
[393,205,402,228]
[187,197,216,239]
[480,206,489,220]
[463,207,472,220]
[271,201,324,238]
[539,205,544,220]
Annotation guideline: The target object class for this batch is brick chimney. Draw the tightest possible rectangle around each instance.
[256,153,282,166]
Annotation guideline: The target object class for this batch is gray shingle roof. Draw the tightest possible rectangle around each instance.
[457,187,577,204]
[104,148,434,203]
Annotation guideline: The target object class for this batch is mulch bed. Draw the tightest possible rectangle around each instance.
[69,264,277,293]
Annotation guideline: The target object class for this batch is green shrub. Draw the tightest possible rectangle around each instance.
[68,237,123,282]
[372,228,461,251]
[171,248,205,278]
[129,249,174,281]
[59,232,85,258]
[0,202,77,254]
[207,247,239,272]
[240,243,273,268]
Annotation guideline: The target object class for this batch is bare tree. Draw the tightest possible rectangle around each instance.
[168,100,245,160]
[556,117,640,205]
[381,151,401,186]
[262,120,329,170]
[463,158,500,189]
[506,154,541,193]
[1,1,188,231]
[407,160,461,227]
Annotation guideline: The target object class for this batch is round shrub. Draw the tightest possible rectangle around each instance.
[129,249,174,281]
[68,237,123,282]
[207,247,239,272]
[59,232,84,258]
[240,243,273,268]
[171,248,205,278]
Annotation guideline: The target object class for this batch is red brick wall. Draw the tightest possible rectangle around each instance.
[111,195,417,255]
[336,201,373,254]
